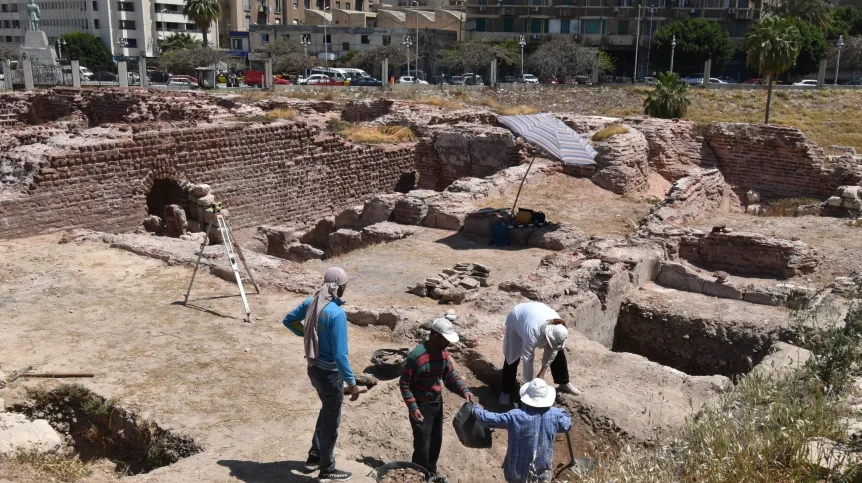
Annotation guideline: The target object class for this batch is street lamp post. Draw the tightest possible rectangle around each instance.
[669,34,676,74]
[56,37,66,61]
[301,34,311,78]
[402,35,413,80]
[412,1,419,78]
[633,4,641,82]
[519,35,526,80]
[835,35,844,86]
[323,5,330,67]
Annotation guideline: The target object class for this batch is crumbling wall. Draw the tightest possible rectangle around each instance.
[341,98,394,122]
[0,93,33,126]
[0,120,415,238]
[625,117,718,181]
[415,124,525,190]
[704,123,862,199]
[678,230,822,279]
[589,129,650,195]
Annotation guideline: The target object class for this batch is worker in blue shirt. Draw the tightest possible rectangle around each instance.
[472,379,572,483]
[283,267,358,482]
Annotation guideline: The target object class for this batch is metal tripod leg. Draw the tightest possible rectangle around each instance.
[183,220,212,305]
[222,216,260,294]
[215,214,252,322]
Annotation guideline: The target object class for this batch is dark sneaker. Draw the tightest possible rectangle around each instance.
[302,456,319,473]
[433,473,449,483]
[319,468,352,481]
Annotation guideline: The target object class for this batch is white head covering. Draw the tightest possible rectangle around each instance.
[519,378,556,408]
[303,267,348,364]
[544,324,568,351]
[430,318,459,343]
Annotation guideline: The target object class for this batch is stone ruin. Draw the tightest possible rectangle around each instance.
[408,262,492,304]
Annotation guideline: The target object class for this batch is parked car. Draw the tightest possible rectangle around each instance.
[792,79,818,87]
[450,75,466,85]
[543,78,558,85]
[717,76,737,84]
[708,78,726,84]
[463,74,483,85]
[573,75,591,85]
[843,78,862,85]
[351,76,382,86]
[502,75,517,83]
[638,76,657,85]
[397,76,428,84]
[430,74,449,85]
[166,77,199,88]
[521,73,539,84]
[302,74,337,85]
[94,71,118,81]
[683,73,705,85]
[274,77,290,85]
[743,78,765,84]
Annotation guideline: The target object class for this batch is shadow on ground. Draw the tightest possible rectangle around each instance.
[216,460,316,482]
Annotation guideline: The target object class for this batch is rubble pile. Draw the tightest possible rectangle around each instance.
[409,263,492,304]
[822,185,862,219]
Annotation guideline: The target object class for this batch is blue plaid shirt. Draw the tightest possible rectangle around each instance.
[472,405,571,483]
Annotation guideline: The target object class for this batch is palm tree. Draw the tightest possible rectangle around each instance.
[643,72,692,119]
[766,0,832,29]
[160,32,202,53]
[183,0,221,47]
[745,17,802,124]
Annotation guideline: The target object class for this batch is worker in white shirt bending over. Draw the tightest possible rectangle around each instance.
[499,301,581,406]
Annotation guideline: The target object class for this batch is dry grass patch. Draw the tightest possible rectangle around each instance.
[415,97,463,110]
[497,105,541,115]
[266,108,297,120]
[592,123,629,142]
[235,90,274,102]
[470,97,503,110]
[340,125,417,144]
[2,452,98,482]
[758,197,822,217]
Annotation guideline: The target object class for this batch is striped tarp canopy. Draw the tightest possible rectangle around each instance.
[497,113,597,166]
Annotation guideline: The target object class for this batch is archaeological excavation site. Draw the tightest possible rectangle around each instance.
[2,87,862,483]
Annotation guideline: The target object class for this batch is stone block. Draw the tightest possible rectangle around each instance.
[656,262,705,293]
[360,194,401,226]
[702,280,743,300]
[192,184,211,196]
[163,204,187,237]
[328,229,363,257]
[463,209,506,237]
[840,185,861,199]
[334,205,364,229]
[0,413,62,456]
[508,226,537,246]
[828,196,844,207]
[300,216,336,249]
[361,222,419,245]
[459,277,480,290]
[527,223,586,251]
[287,243,325,263]
[258,225,301,258]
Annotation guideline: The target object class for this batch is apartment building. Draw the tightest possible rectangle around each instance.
[219,0,285,49]
[465,0,763,77]
[0,0,207,59]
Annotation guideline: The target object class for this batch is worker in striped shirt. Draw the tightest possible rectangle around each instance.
[400,318,475,483]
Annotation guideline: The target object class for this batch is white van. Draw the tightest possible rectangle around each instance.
[61,65,94,80]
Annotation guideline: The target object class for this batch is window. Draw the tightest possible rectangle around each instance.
[293,1,297,7]
[94,18,99,28]
[346,2,351,8]
[261,33,270,42]
[617,19,628,35]
[244,15,250,28]
[119,19,136,29]
[324,34,330,43]
[231,38,243,49]
[530,18,541,33]
[186,23,196,30]
[117,1,133,10]
[0,4,7,12]
[501,18,512,31]
[475,18,486,31]
[304,0,309,7]
[275,0,281,11]
[585,18,600,34]
[10,3,17,11]
[335,1,340,7]
[734,23,747,37]
[92,0,97,9]
[124,38,137,47]
[382,35,390,45]
[4,36,10,42]
[2,20,9,28]
[560,18,570,33]
[341,41,349,50]
[11,19,19,28]
[361,34,370,44]
[244,0,251,10]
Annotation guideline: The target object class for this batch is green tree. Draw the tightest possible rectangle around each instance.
[651,18,735,75]
[334,49,359,67]
[349,44,409,73]
[259,38,316,73]
[0,44,21,60]
[160,32,202,53]
[58,32,112,69]
[157,46,232,75]
[183,0,221,47]
[497,39,522,68]
[441,39,513,74]
[828,6,862,39]
[766,0,832,29]
[789,18,829,74]
[643,72,691,119]
[745,17,802,124]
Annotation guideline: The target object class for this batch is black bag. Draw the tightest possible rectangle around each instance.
[532,211,546,224]
[452,402,493,449]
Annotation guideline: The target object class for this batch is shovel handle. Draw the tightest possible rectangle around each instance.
[565,430,575,464]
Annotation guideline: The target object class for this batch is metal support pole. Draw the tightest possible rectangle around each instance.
[835,35,844,86]
[633,4,641,82]
[669,34,676,74]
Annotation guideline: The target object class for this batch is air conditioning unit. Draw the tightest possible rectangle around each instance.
[573,33,581,41]
[532,33,540,39]
[689,7,695,12]
[479,5,486,10]
[649,7,655,13]
[532,5,539,11]
[728,7,734,13]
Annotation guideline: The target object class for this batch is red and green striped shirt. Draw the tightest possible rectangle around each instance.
[400,342,471,411]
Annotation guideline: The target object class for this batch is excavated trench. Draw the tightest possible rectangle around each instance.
[11,384,201,475]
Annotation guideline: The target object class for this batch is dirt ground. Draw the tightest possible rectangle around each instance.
[685,213,862,283]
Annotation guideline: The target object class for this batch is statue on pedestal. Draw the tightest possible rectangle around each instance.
[27,0,41,31]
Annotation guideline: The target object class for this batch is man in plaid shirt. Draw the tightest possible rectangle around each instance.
[400,318,474,483]
[473,379,572,483]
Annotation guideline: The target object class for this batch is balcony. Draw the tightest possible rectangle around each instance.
[606,34,633,46]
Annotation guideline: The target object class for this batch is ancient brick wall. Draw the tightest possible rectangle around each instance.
[678,231,821,278]
[341,98,393,122]
[415,124,525,190]
[0,120,415,238]
[625,117,718,181]
[590,129,650,195]
[704,123,862,199]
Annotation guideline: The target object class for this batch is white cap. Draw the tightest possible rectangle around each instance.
[430,318,459,343]
[544,323,568,351]
[519,378,556,408]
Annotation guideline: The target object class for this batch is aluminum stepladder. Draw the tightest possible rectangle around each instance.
[183,203,260,322]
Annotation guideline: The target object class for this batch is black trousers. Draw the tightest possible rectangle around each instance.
[501,351,569,400]
[410,400,444,475]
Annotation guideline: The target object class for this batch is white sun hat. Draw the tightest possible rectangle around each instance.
[430,318,460,343]
[519,378,556,408]
[544,323,569,351]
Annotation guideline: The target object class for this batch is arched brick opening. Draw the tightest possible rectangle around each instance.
[146,179,186,216]
[395,171,416,194]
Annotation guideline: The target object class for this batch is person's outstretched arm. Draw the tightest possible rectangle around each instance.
[472,405,513,430]
[282,297,312,336]
[555,408,572,433]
